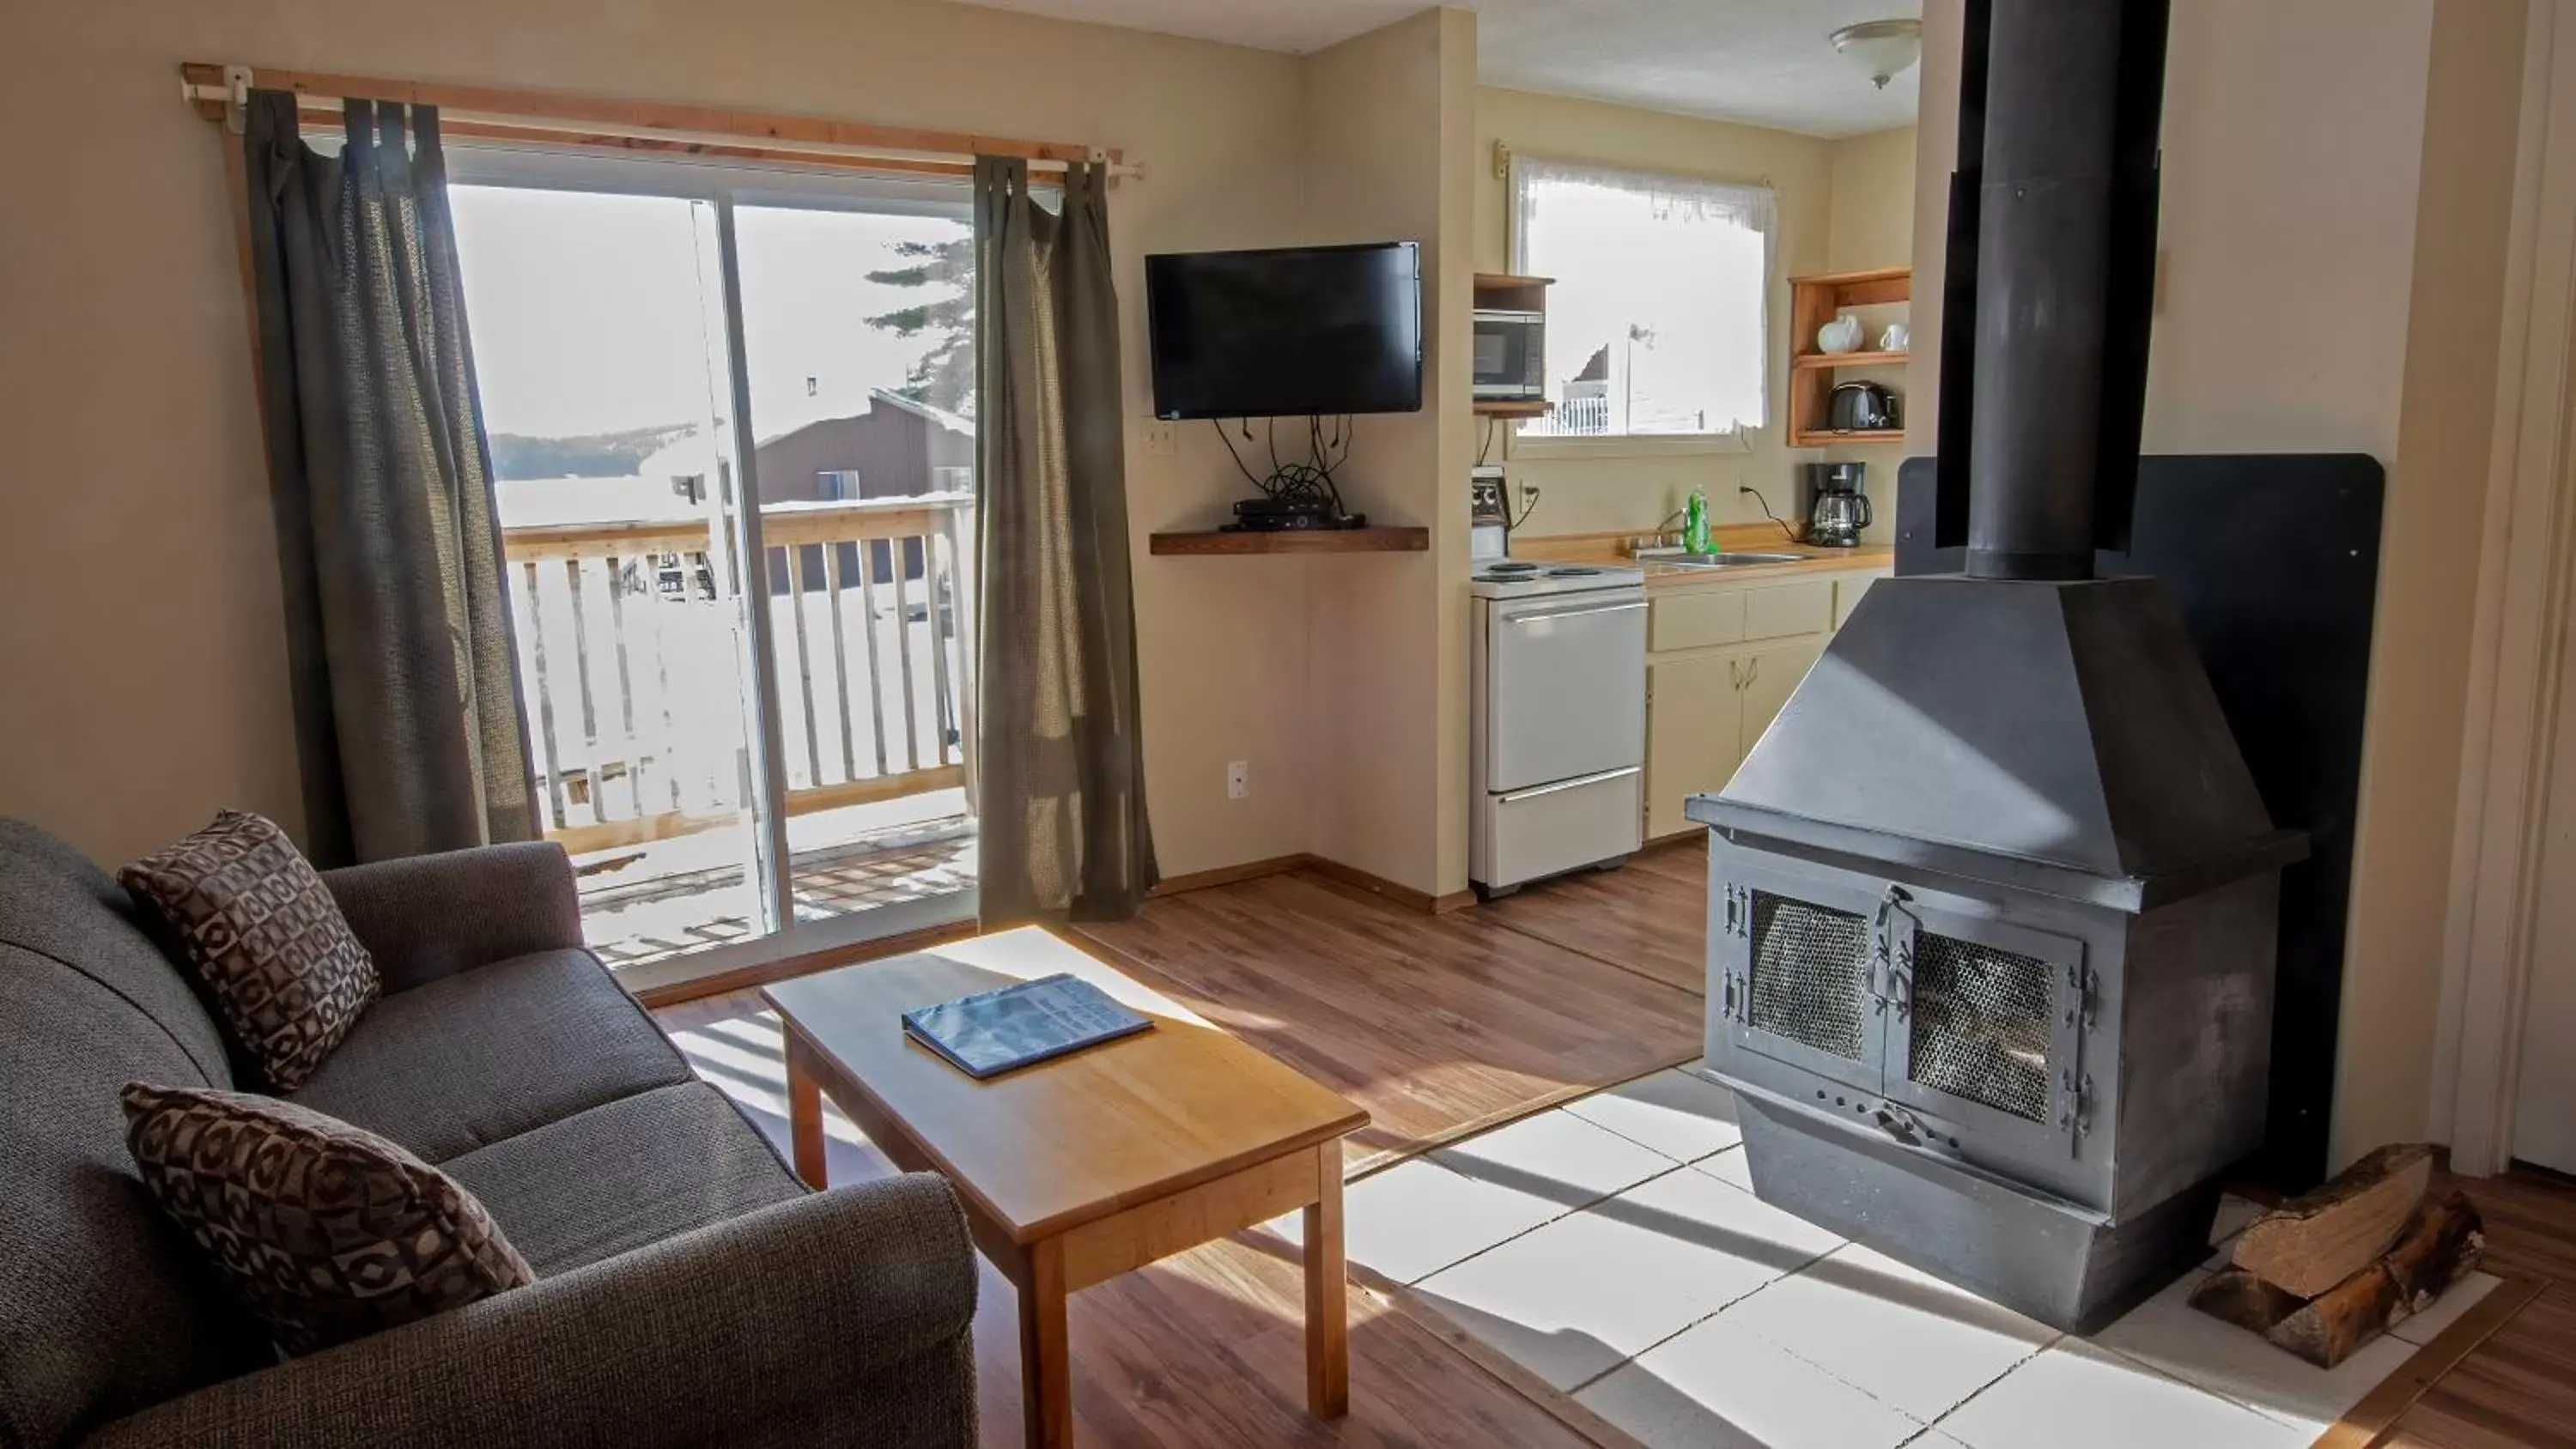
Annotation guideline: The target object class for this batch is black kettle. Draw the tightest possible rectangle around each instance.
[1827,381,1899,433]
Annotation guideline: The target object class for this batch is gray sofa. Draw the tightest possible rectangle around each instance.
[0,820,979,1448]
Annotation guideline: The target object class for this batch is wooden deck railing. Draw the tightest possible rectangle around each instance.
[501,493,975,855]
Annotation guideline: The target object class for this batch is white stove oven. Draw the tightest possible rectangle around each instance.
[1469,559,1648,897]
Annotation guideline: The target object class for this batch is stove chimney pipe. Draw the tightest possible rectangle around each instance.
[1945,0,2169,581]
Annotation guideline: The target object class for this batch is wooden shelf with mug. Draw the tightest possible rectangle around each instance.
[1788,264,1910,448]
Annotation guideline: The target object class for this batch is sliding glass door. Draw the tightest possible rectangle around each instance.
[448,149,978,976]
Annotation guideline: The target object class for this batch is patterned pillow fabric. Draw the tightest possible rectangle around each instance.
[119,809,377,1090]
[122,1082,536,1355]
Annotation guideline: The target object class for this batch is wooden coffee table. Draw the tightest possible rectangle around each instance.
[763,927,1369,1448]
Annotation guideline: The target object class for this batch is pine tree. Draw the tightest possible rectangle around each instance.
[864,231,975,416]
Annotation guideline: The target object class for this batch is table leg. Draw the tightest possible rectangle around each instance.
[785,1039,827,1190]
[1020,1238,1072,1449]
[1304,1143,1350,1419]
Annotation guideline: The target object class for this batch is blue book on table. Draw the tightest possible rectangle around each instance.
[901,973,1154,1079]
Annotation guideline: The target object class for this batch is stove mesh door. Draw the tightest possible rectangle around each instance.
[1906,931,2055,1122]
[1747,893,1874,1061]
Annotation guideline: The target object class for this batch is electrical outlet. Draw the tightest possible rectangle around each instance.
[1226,760,1249,800]
[1143,420,1178,458]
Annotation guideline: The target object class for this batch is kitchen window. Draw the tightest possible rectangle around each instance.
[1509,156,1775,450]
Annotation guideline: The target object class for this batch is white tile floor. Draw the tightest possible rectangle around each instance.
[1291,1064,2493,1449]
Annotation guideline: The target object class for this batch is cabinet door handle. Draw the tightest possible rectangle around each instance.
[1745,656,1761,688]
[1728,658,1742,689]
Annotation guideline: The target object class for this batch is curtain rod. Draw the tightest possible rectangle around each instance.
[179,64,1143,182]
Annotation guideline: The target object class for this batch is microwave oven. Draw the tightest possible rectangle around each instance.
[1473,308,1546,401]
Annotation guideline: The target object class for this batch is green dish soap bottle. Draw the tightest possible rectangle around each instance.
[1682,486,1711,554]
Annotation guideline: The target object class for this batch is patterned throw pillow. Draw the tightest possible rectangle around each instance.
[122,1082,535,1355]
[120,809,378,1090]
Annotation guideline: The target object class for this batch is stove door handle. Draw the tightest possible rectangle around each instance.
[1495,765,1642,804]
[1872,1102,1926,1147]
[1503,599,1648,626]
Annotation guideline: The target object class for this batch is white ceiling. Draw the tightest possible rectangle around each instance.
[959,0,1923,138]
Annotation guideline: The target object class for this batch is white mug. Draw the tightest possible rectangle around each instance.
[1880,322,1911,352]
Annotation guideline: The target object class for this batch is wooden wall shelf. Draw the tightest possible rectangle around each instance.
[1473,271,1553,313]
[1150,526,1429,555]
[1790,349,1909,371]
[1788,427,1906,449]
[1789,265,1911,447]
[1473,398,1551,418]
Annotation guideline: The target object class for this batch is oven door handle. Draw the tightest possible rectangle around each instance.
[1504,599,1648,626]
[1494,765,1642,804]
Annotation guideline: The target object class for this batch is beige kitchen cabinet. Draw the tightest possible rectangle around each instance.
[1645,652,1747,839]
[1642,567,1886,840]
[1741,636,1827,744]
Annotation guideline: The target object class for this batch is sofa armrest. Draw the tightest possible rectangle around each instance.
[324,841,585,994]
[87,1173,980,1449]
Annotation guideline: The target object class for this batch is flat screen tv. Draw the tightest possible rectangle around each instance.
[1145,242,1422,420]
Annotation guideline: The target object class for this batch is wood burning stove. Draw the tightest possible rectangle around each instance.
[1692,576,2306,1331]
[1687,0,2312,1332]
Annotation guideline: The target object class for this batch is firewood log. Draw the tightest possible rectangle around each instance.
[2189,1268,2305,1336]
[2259,1189,2483,1368]
[2230,1142,2433,1297]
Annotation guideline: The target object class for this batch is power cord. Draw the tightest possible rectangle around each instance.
[1212,415,1354,517]
[1738,485,1801,543]
[1510,483,1540,530]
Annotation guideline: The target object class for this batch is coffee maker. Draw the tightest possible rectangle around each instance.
[1801,462,1871,548]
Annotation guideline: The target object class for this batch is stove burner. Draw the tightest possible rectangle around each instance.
[1546,566,1603,577]
[1487,561,1540,573]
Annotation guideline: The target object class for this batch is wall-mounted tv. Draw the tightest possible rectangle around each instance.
[1145,242,1423,420]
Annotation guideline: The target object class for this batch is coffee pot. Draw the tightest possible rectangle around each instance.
[1803,462,1871,548]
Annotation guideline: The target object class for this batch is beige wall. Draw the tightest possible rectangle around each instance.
[1473,87,1919,543]
[1909,0,2528,1166]
[2349,0,2526,1168]
[0,0,1324,878]
[1829,126,1921,272]
[1300,9,1478,898]
[1821,124,1920,538]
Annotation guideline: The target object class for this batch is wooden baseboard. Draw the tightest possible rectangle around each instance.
[1300,854,1476,915]
[1152,850,1475,915]
[1147,853,1306,896]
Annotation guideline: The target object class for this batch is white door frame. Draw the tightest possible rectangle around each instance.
[2435,0,2576,1177]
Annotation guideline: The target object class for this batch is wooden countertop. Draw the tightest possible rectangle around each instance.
[1511,527,1893,590]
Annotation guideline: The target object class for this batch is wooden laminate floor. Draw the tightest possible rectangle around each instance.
[1073,862,1705,1172]
[654,842,1705,1448]
[2391,1165,2576,1446]
[653,837,2576,1447]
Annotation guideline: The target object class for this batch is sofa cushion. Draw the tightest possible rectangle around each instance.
[0,819,232,1088]
[119,811,378,1091]
[290,949,694,1163]
[122,1082,536,1357]
[442,1082,805,1275]
[0,825,265,1449]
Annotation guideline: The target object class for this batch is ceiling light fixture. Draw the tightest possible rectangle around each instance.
[1831,19,1923,90]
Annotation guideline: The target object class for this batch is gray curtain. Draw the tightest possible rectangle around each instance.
[973,157,1157,925]
[243,91,537,866]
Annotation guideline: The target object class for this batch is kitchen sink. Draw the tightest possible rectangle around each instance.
[1656,550,1810,567]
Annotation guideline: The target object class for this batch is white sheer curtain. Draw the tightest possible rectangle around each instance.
[1509,156,1777,438]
